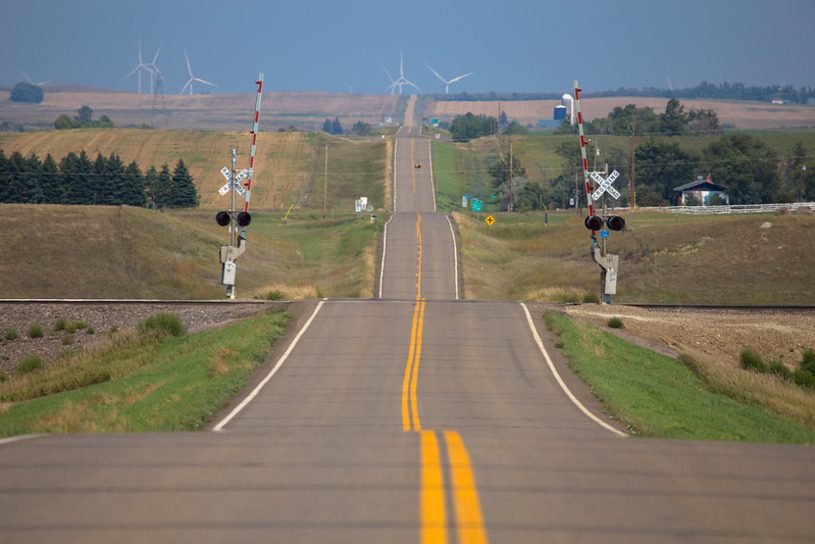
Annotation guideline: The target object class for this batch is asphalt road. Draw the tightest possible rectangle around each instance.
[1,122,814,543]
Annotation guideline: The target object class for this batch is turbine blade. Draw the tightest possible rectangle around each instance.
[405,79,421,92]
[400,51,404,77]
[448,72,473,84]
[382,66,394,83]
[151,45,161,65]
[22,72,33,84]
[184,49,192,77]
[425,64,447,84]
[195,77,217,87]
[180,79,192,94]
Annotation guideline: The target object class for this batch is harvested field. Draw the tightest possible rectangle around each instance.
[427,97,815,130]
[0,90,399,131]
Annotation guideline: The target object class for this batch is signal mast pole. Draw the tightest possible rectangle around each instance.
[217,72,264,299]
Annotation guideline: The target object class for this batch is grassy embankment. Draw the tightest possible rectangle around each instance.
[450,209,815,304]
[0,205,382,299]
[0,310,290,436]
[0,129,389,299]
[545,312,815,443]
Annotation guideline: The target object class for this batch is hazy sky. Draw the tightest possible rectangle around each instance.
[2,0,813,95]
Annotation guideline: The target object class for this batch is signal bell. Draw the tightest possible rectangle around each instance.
[236,212,252,227]
[584,215,604,231]
[606,216,626,231]
[215,211,230,227]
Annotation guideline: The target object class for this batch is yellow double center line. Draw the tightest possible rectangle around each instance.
[399,157,488,542]
[403,214,425,432]
[421,430,488,544]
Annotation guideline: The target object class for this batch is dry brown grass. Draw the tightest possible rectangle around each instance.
[208,348,235,378]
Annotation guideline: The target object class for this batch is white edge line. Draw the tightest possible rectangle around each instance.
[379,214,394,299]
[520,302,628,438]
[0,435,42,447]
[393,138,398,211]
[213,300,326,432]
[445,215,459,300]
[428,139,437,212]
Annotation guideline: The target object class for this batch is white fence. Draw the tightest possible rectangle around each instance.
[635,202,815,215]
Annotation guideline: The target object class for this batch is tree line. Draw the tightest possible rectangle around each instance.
[436,81,815,105]
[567,98,721,137]
[0,150,199,208]
[544,135,814,208]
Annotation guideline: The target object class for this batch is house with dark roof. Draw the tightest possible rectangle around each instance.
[673,174,729,205]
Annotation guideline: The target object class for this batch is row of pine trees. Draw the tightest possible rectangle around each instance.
[0,150,199,208]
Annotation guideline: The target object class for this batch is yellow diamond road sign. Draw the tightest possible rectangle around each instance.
[485,215,496,226]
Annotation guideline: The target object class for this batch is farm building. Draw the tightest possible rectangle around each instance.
[673,175,729,205]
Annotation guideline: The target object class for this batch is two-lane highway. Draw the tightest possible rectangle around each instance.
[1,106,815,543]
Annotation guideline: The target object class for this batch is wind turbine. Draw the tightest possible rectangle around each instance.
[384,52,420,95]
[146,46,162,94]
[180,49,217,95]
[126,41,152,93]
[425,64,473,95]
[21,72,51,87]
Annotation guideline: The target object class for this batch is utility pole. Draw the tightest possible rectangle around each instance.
[630,117,637,209]
[576,173,581,216]
[323,144,328,220]
[508,139,513,212]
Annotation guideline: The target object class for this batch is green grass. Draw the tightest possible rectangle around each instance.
[545,312,815,443]
[0,310,291,436]
[432,139,501,212]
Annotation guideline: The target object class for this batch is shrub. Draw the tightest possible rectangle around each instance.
[256,289,285,301]
[54,317,68,331]
[28,324,44,338]
[0,370,8,382]
[793,370,815,390]
[62,334,74,345]
[739,348,768,373]
[18,356,44,374]
[607,317,624,329]
[75,321,88,330]
[86,326,95,335]
[768,360,793,381]
[582,292,600,304]
[139,313,187,338]
[64,321,79,334]
[801,349,815,374]
[5,329,19,341]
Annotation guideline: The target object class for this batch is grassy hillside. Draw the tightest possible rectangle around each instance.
[0,129,387,210]
[0,204,380,299]
[453,209,815,304]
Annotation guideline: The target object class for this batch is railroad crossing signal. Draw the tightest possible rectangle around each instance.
[485,214,496,226]
[591,170,621,201]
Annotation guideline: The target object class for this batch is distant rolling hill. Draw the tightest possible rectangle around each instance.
[0,129,388,210]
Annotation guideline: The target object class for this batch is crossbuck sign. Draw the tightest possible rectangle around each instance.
[590,170,621,201]
[218,166,248,198]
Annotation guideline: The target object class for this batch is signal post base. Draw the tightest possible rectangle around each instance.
[592,248,619,303]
